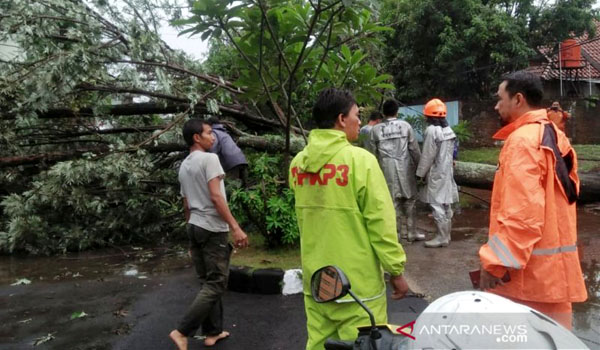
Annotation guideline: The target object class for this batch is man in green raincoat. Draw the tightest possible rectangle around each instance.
[289,88,409,350]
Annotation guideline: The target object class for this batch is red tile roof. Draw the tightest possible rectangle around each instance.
[526,21,600,81]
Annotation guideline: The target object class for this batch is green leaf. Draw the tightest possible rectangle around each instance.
[367,25,393,33]
[373,83,396,90]
[170,18,198,26]
[207,98,220,114]
[287,35,307,45]
[200,30,213,41]
[192,0,207,12]
[340,45,352,62]
[372,74,392,84]
[178,24,209,37]
[350,51,366,66]
[226,20,245,29]
[70,311,88,320]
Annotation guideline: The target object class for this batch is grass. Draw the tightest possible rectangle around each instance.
[573,145,600,172]
[459,147,499,165]
[460,145,600,173]
[230,233,301,270]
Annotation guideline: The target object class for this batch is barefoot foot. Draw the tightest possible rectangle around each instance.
[204,331,230,347]
[169,330,188,350]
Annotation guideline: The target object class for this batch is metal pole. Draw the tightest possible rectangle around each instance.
[589,62,592,96]
[559,42,563,97]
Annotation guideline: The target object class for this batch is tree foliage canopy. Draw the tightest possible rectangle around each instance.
[382,0,597,101]
[174,0,396,138]
[0,0,393,254]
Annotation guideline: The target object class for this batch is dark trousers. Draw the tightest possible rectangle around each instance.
[178,224,232,337]
[227,164,248,188]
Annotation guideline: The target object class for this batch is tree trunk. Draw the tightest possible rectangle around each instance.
[454,161,600,203]
[453,162,497,190]
[1,102,307,135]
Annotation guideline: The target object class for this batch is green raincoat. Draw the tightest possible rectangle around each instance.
[290,129,407,349]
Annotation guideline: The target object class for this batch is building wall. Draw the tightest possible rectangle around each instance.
[459,99,600,147]
[399,101,459,142]
[543,80,600,99]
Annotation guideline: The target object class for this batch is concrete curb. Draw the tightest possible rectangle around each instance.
[228,266,302,295]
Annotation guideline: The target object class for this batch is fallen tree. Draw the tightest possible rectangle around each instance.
[455,161,600,203]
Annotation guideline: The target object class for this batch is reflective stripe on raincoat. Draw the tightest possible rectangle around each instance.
[367,118,421,199]
[416,125,459,204]
[479,109,587,303]
[289,129,406,301]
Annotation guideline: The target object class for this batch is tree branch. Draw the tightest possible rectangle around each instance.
[255,0,293,75]
[76,83,189,103]
[309,7,341,82]
[0,135,305,168]
[111,59,241,94]
[2,102,305,135]
[217,16,287,128]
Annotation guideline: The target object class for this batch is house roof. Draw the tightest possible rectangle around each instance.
[526,21,600,81]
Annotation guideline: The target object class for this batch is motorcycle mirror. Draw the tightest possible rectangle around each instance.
[311,265,350,303]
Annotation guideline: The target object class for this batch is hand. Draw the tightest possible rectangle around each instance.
[390,274,409,299]
[479,267,505,290]
[231,227,249,248]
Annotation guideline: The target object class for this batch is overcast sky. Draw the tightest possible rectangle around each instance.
[159,21,209,61]
[106,0,210,61]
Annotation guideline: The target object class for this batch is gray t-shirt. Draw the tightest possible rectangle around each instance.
[179,151,229,232]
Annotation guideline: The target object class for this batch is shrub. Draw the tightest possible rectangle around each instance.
[229,153,299,248]
[0,151,182,255]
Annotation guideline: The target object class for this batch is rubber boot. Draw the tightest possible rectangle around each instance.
[398,226,408,240]
[406,215,425,242]
[445,220,452,243]
[424,219,450,248]
[397,216,407,240]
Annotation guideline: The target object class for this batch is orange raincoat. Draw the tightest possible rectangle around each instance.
[547,108,570,133]
[479,109,587,304]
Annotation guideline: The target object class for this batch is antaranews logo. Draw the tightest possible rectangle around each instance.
[396,320,529,344]
[396,321,416,340]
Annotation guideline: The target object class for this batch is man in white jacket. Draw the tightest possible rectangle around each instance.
[416,98,459,248]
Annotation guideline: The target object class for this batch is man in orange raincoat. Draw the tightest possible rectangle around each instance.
[547,101,570,134]
[479,71,587,329]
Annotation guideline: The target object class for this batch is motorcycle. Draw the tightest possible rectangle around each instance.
[311,265,590,350]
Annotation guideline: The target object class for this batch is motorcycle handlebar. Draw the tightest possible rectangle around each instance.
[324,339,354,350]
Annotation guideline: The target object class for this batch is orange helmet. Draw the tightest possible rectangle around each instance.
[423,98,447,118]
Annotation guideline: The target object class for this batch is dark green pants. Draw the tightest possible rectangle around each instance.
[178,224,232,337]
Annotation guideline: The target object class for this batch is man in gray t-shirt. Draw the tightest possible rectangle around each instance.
[170,119,248,350]
[178,151,229,232]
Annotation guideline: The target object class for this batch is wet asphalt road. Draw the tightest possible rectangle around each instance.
[3,196,599,349]
[1,268,427,350]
